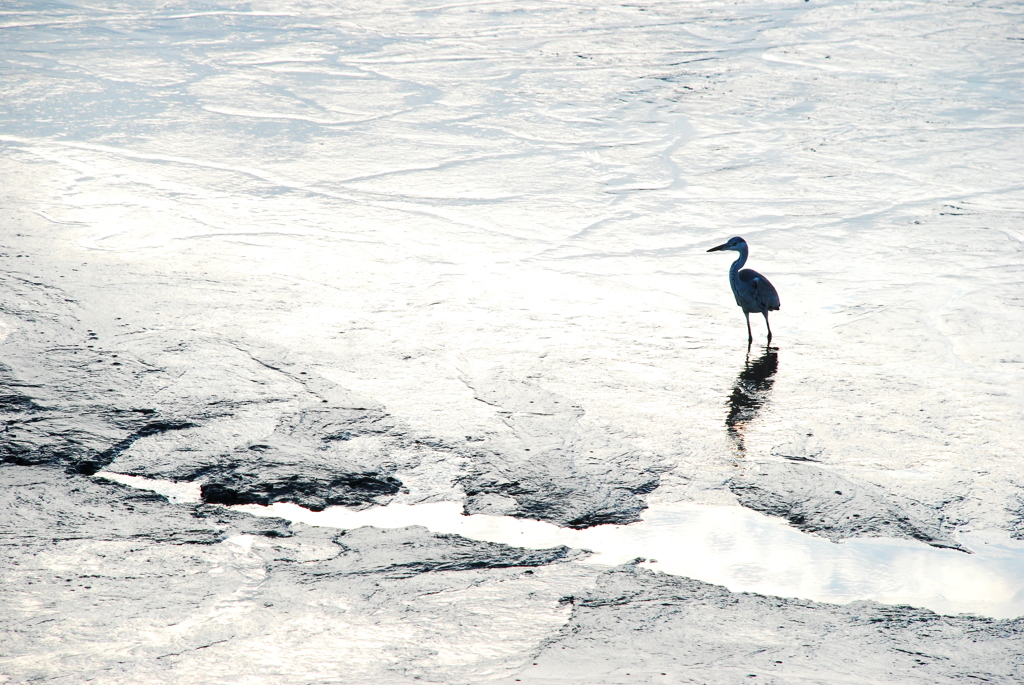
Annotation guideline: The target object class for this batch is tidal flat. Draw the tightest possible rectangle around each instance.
[2,0,1023,682]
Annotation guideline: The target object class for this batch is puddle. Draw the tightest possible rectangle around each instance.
[99,471,203,504]
[97,471,1024,618]
[232,499,1024,619]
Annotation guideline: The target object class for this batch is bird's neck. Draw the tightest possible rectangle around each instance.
[729,245,748,276]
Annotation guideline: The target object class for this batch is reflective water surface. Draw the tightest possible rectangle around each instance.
[107,463,1024,620]
[229,499,1024,619]
[726,346,779,455]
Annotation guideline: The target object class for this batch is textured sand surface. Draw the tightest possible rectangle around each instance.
[2,0,1023,682]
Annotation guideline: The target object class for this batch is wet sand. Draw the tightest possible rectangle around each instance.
[2,0,1024,682]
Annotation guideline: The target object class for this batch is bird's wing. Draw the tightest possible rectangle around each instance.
[738,269,781,310]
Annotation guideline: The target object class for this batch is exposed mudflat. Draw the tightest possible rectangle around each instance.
[2,0,1024,682]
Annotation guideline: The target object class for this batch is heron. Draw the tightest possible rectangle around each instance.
[707,236,780,344]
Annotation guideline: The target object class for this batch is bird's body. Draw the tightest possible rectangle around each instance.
[707,236,780,344]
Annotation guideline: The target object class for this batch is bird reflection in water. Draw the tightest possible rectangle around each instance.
[726,346,779,454]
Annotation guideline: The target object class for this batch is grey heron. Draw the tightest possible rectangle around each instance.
[707,236,780,344]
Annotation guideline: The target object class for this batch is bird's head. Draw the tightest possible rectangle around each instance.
[707,236,746,253]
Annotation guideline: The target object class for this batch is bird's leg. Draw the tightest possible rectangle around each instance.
[744,312,753,345]
[763,312,773,343]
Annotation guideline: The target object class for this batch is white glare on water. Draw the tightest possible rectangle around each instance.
[99,471,203,504]
[229,498,1024,620]
[95,471,1024,618]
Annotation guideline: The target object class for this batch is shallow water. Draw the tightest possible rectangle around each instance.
[246,500,1024,619]
[99,472,1024,619]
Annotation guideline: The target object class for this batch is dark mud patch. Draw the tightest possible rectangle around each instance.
[0,271,422,515]
[459,374,668,529]
[73,420,198,475]
[508,563,1024,684]
[279,525,582,580]
[0,371,187,474]
[730,461,966,551]
[200,466,403,510]
[0,273,205,475]
[153,399,417,511]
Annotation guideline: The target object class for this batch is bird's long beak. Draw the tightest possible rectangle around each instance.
[707,243,727,252]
